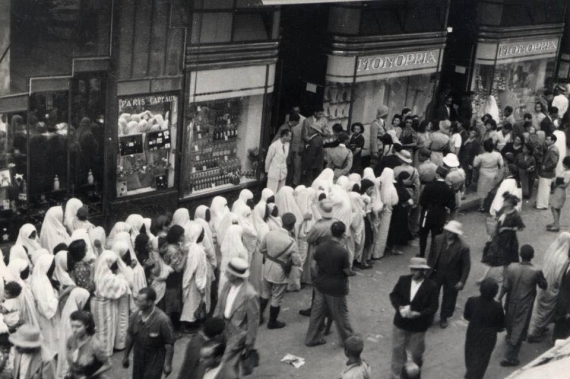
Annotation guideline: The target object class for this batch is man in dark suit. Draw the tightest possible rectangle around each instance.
[427,221,471,329]
[536,134,560,209]
[389,257,438,379]
[302,124,325,186]
[214,257,260,378]
[418,166,456,257]
[540,106,558,136]
[177,317,225,379]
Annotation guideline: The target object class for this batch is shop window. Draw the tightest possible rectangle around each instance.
[116,93,178,198]
[233,12,273,42]
[28,92,70,211]
[471,58,556,122]
[180,95,263,198]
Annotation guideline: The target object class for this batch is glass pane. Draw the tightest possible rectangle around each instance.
[233,13,270,42]
[28,91,69,209]
[116,94,178,197]
[69,73,106,212]
[180,95,263,198]
[191,13,233,44]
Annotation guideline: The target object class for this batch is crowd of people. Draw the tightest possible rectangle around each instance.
[0,84,568,379]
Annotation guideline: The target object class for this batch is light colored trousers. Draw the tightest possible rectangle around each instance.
[391,325,426,379]
[536,177,552,209]
[267,177,286,194]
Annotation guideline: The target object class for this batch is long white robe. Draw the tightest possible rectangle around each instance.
[181,222,210,323]
[554,130,567,176]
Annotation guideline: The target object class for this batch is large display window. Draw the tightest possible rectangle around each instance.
[116,94,178,197]
[180,95,263,198]
[472,58,556,121]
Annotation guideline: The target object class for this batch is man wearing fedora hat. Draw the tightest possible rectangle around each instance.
[394,150,421,238]
[389,257,438,379]
[259,213,301,329]
[418,166,455,258]
[369,105,389,168]
[10,324,56,379]
[299,201,337,317]
[426,221,471,329]
[214,257,259,377]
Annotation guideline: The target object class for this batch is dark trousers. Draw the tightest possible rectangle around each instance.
[305,288,353,346]
[504,338,523,362]
[209,267,220,317]
[419,224,444,257]
[432,275,459,319]
[302,168,321,187]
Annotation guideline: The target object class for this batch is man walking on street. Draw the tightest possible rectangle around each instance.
[123,287,175,379]
[536,134,560,209]
[389,257,438,379]
[299,201,336,316]
[266,129,292,194]
[259,213,302,329]
[427,221,471,328]
[418,166,456,257]
[500,245,547,367]
[305,221,355,347]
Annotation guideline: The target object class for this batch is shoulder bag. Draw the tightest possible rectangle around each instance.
[262,240,295,276]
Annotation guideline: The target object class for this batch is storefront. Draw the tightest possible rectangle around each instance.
[471,35,561,121]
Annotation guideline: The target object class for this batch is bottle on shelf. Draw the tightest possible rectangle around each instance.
[87,170,94,185]
[2,228,8,242]
[53,175,60,191]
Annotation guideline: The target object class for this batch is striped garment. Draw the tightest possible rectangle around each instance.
[115,295,130,350]
[91,296,118,357]
[372,208,392,259]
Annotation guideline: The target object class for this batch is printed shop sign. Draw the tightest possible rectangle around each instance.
[356,50,440,74]
[497,39,559,59]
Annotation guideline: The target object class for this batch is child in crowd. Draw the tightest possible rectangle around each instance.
[0,282,21,332]
[340,334,371,379]
[0,333,12,379]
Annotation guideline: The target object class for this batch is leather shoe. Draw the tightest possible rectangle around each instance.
[500,359,519,367]
[439,318,448,329]
[299,308,311,317]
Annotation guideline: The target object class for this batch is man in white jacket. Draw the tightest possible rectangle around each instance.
[265,129,291,193]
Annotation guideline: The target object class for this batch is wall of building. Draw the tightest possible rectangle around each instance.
[0,0,9,94]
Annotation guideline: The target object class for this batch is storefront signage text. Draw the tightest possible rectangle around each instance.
[498,40,558,58]
[357,50,439,74]
[119,95,177,109]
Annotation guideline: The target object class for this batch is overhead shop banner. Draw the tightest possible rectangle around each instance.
[261,0,369,4]
[475,37,560,65]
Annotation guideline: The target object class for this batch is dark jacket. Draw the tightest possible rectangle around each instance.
[419,180,456,228]
[177,334,206,379]
[427,234,471,286]
[389,275,439,332]
[302,133,325,169]
[540,116,555,136]
[539,145,560,179]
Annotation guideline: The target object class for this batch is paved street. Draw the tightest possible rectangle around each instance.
[112,198,567,379]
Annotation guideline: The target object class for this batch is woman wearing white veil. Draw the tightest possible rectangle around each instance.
[112,232,147,305]
[180,222,210,324]
[311,168,335,194]
[362,167,375,182]
[15,224,42,260]
[106,221,132,249]
[330,184,354,262]
[110,240,136,350]
[53,250,76,288]
[349,191,366,266]
[251,197,271,293]
[7,258,39,327]
[194,205,217,270]
[275,186,304,230]
[372,168,398,259]
[9,244,32,267]
[234,203,258,262]
[64,198,84,233]
[39,206,71,254]
[125,214,145,243]
[71,228,98,262]
[218,225,248,294]
[210,196,230,237]
[527,232,570,342]
[254,188,275,229]
[217,212,240,249]
[30,254,61,354]
[290,185,317,290]
[171,208,191,228]
[336,176,353,193]
[89,226,107,257]
[266,203,283,231]
[231,189,254,213]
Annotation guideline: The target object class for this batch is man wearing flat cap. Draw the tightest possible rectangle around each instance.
[427,221,471,329]
[259,212,301,329]
[214,257,259,377]
[389,257,438,379]
[369,105,389,168]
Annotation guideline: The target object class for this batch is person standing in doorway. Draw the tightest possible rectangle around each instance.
[302,107,328,143]
[123,287,175,379]
[389,257,438,379]
[273,112,303,186]
[265,129,292,194]
[301,125,325,186]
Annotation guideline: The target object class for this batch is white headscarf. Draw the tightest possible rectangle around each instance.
[53,250,75,287]
[16,224,41,257]
[217,212,240,248]
[362,167,375,181]
[8,258,40,327]
[171,208,190,228]
[330,184,352,228]
[182,222,208,292]
[40,206,71,254]
[311,168,335,192]
[93,250,131,299]
[64,198,84,233]
[71,229,97,261]
[143,218,155,241]
[9,244,31,267]
[379,168,399,208]
[194,206,215,266]
[254,188,274,231]
[113,232,147,295]
[89,226,107,256]
[371,177,384,215]
[542,232,570,290]
[210,196,230,234]
[106,222,132,249]
[232,189,254,213]
[111,240,135,286]
[220,225,248,273]
[31,248,49,267]
[30,254,59,319]
[125,214,145,243]
[295,186,316,237]
[266,203,282,231]
[336,176,352,192]
[348,173,362,186]
[252,200,270,240]
[350,192,365,241]
[275,186,304,225]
